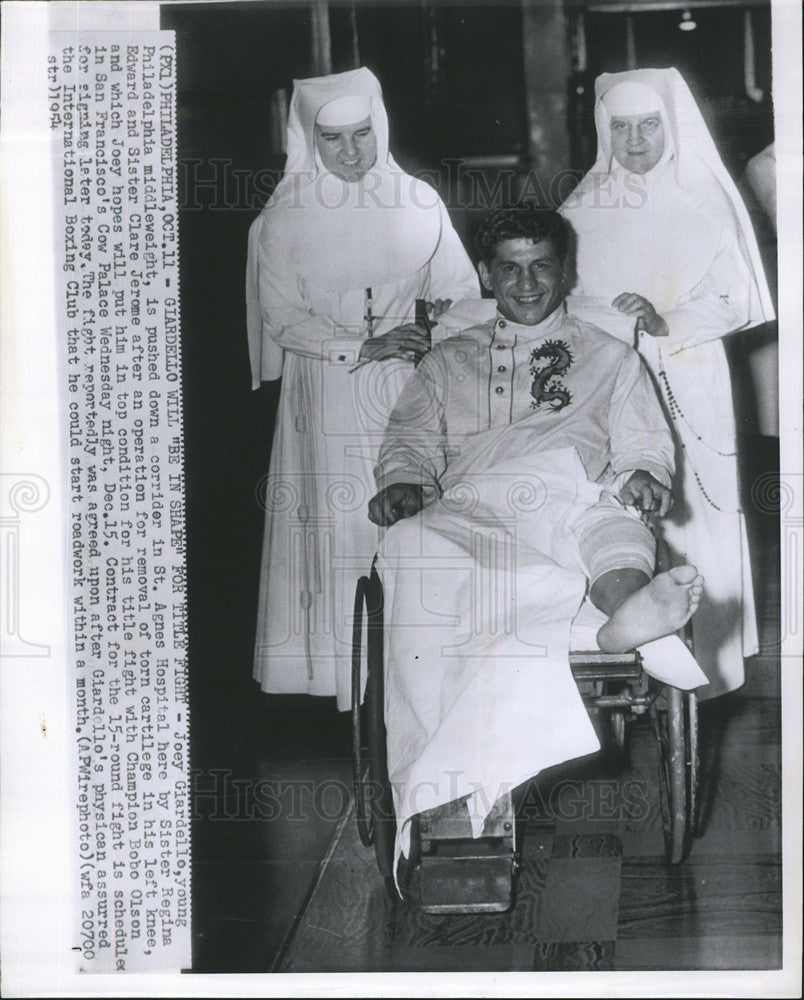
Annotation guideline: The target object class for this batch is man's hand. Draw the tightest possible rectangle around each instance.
[618,470,673,518]
[358,323,432,365]
[368,483,424,526]
[612,292,669,338]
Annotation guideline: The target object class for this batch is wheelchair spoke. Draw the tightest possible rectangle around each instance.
[650,703,673,845]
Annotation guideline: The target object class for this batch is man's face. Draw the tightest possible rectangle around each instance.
[314,116,377,181]
[479,237,568,326]
[609,112,665,174]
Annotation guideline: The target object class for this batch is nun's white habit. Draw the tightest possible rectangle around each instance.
[246,68,479,708]
[561,68,775,698]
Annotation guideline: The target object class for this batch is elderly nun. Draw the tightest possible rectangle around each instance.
[246,67,479,709]
[560,68,775,699]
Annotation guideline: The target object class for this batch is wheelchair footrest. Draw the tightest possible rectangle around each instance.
[417,850,515,914]
[570,650,642,681]
[411,791,516,913]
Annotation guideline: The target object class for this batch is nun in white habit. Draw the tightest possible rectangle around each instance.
[246,68,479,709]
[561,68,775,698]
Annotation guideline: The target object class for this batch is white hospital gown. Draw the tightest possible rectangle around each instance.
[375,305,674,496]
[373,306,675,861]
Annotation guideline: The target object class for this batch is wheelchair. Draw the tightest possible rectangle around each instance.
[351,559,699,914]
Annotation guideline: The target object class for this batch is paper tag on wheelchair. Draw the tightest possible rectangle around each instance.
[638,634,708,690]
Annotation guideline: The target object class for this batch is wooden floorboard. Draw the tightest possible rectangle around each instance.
[617,855,783,940]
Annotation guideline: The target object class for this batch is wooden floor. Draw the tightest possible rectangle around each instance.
[191,456,784,974]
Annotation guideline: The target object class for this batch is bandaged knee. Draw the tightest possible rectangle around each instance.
[574,499,655,585]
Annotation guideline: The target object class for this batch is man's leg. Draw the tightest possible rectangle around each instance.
[589,568,651,617]
[574,498,704,653]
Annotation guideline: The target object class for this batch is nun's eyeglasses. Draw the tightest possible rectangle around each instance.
[610,117,662,136]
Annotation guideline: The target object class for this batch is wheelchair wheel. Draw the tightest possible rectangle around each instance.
[650,685,698,865]
[599,680,631,767]
[351,568,396,881]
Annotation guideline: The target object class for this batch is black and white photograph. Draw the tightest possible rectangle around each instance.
[0,0,801,995]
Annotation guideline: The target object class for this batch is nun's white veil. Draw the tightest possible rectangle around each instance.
[562,67,774,327]
[247,68,445,384]
[262,67,442,292]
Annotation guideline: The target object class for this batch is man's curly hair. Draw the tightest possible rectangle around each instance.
[474,203,573,268]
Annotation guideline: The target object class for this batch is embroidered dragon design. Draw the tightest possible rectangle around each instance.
[529,339,573,411]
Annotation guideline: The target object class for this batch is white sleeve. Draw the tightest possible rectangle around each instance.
[663,224,753,355]
[608,350,674,488]
[374,352,448,498]
[256,224,342,362]
[246,215,284,388]
[744,143,777,229]
[424,201,480,307]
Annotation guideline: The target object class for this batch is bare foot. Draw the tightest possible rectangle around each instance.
[596,565,704,653]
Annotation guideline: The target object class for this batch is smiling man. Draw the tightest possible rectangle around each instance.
[367,205,706,865]
[370,205,704,653]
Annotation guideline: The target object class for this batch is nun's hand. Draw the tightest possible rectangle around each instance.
[612,293,669,338]
[425,298,453,320]
[358,323,432,365]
